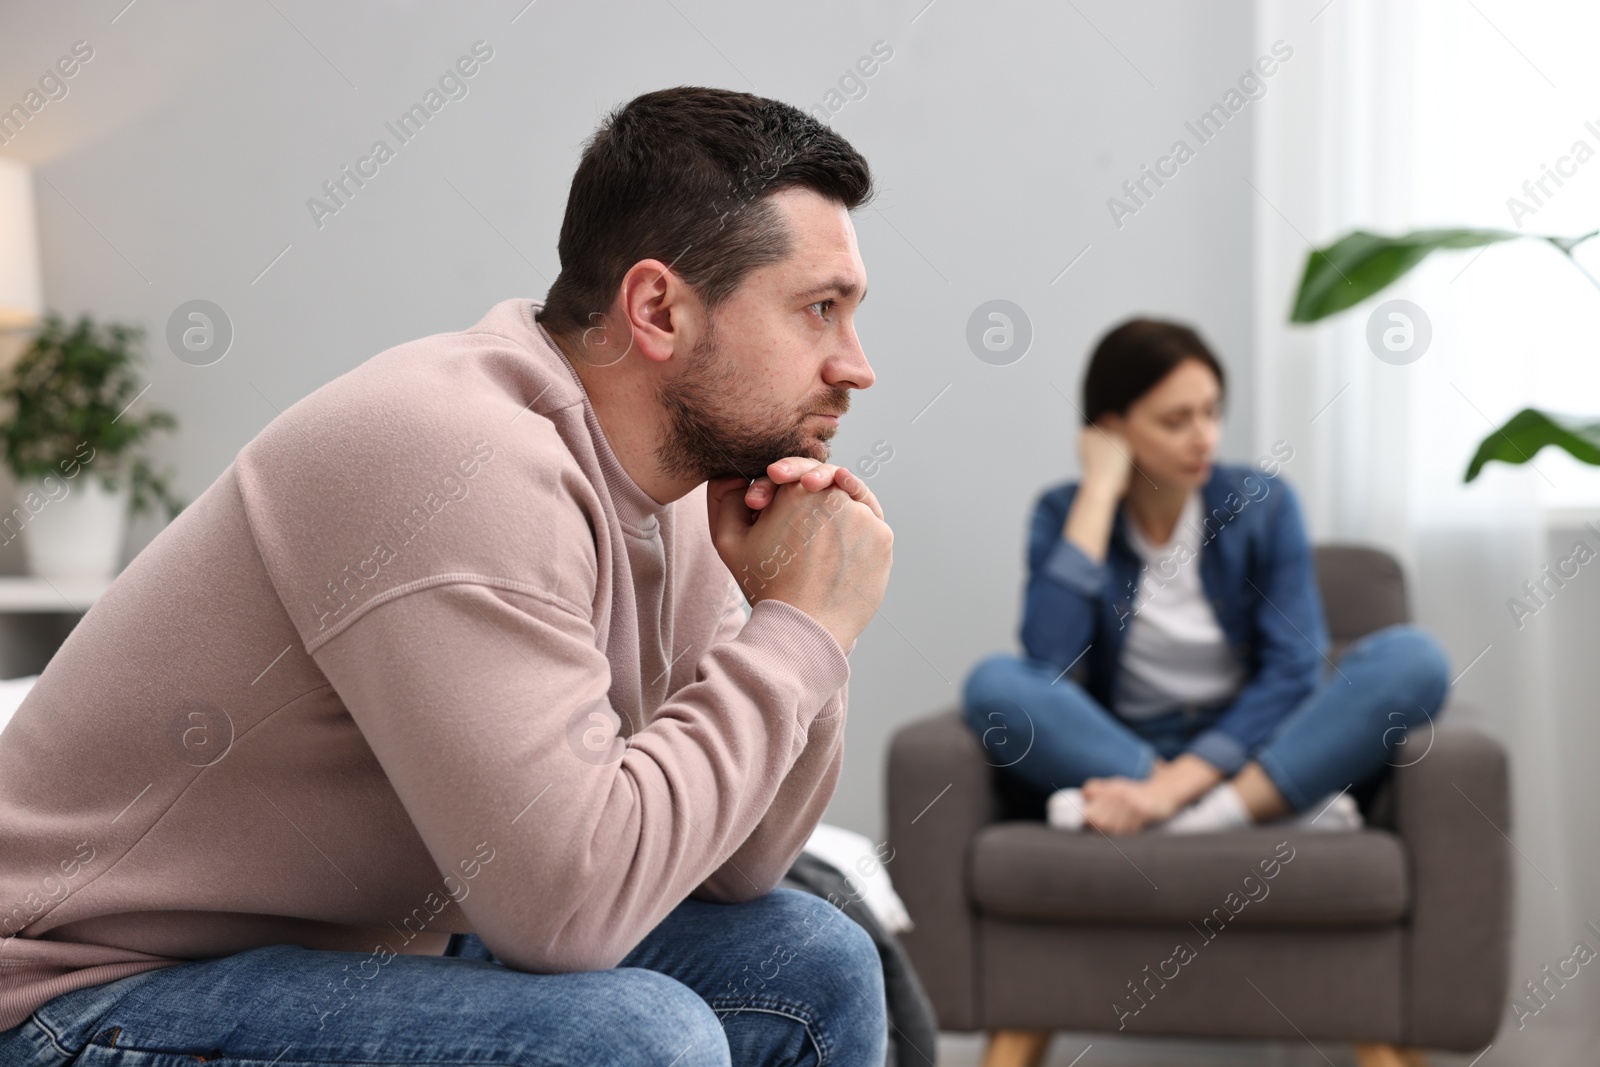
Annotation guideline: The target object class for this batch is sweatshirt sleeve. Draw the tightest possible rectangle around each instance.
[310,579,850,974]
[688,589,850,903]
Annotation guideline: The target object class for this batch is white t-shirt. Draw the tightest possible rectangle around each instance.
[1114,489,1246,719]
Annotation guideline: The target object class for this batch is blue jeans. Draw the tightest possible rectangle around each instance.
[0,887,887,1067]
[962,623,1451,812]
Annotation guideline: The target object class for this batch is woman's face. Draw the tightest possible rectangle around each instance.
[1102,357,1223,492]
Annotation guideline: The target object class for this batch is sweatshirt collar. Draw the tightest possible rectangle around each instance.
[523,301,667,530]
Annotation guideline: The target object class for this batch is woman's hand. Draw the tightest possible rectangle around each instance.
[1079,755,1225,834]
[1080,775,1178,835]
[1062,423,1133,564]
[1078,423,1133,501]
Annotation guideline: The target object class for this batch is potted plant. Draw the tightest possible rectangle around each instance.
[0,311,184,580]
[1290,226,1600,480]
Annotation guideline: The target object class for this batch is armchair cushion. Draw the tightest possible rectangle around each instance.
[970,825,1409,927]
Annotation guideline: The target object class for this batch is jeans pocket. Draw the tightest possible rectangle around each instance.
[25,966,175,1061]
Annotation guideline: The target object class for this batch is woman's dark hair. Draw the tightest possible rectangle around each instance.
[537,86,875,336]
[1080,317,1227,425]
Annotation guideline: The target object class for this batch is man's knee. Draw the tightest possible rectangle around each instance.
[788,890,878,981]
[728,890,884,1057]
[602,968,732,1067]
[736,888,880,984]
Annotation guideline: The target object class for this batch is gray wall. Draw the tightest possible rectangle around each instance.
[0,1,1258,842]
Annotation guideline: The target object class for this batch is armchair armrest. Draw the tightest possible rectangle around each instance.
[886,708,1003,1031]
[1393,716,1512,1049]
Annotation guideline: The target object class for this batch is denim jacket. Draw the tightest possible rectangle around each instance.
[1019,462,1329,774]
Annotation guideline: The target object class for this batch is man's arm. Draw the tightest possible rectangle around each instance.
[688,584,849,903]
[689,696,845,902]
[312,578,849,974]
[675,461,885,900]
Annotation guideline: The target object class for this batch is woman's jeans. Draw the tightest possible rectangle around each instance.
[0,887,887,1067]
[962,623,1452,812]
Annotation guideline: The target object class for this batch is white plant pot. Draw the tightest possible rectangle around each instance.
[15,474,131,581]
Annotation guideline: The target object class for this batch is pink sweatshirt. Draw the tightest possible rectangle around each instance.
[0,298,851,1032]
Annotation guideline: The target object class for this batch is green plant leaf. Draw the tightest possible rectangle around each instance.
[1290,228,1520,323]
[1464,407,1600,482]
[0,310,182,519]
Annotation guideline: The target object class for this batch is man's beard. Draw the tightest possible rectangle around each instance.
[655,324,850,484]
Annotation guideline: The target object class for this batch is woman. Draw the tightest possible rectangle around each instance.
[962,318,1452,836]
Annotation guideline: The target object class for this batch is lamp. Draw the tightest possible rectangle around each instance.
[0,156,42,332]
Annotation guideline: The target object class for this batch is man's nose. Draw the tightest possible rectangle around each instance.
[827,326,874,390]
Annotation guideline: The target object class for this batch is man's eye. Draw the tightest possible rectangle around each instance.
[808,299,835,320]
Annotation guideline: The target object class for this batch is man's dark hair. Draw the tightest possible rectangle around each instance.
[537,86,874,336]
[1081,317,1228,425]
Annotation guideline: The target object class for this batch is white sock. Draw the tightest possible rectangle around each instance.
[1154,782,1252,834]
[1279,790,1363,831]
[1046,787,1087,830]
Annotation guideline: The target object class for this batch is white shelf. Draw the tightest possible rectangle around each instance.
[0,575,113,612]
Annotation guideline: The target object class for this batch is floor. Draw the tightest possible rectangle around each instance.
[931,1027,1590,1066]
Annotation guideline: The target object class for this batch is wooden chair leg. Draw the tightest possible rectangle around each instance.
[983,1029,1052,1067]
[1355,1045,1428,1067]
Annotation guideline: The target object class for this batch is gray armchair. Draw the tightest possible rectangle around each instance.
[886,545,1512,1067]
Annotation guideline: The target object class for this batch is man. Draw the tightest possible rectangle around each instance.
[0,86,892,1066]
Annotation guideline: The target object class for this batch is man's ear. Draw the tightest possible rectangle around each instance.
[618,259,698,367]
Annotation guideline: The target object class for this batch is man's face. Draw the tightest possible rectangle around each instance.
[655,187,874,484]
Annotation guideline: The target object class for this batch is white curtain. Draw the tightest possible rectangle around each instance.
[1253,0,1599,1051]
